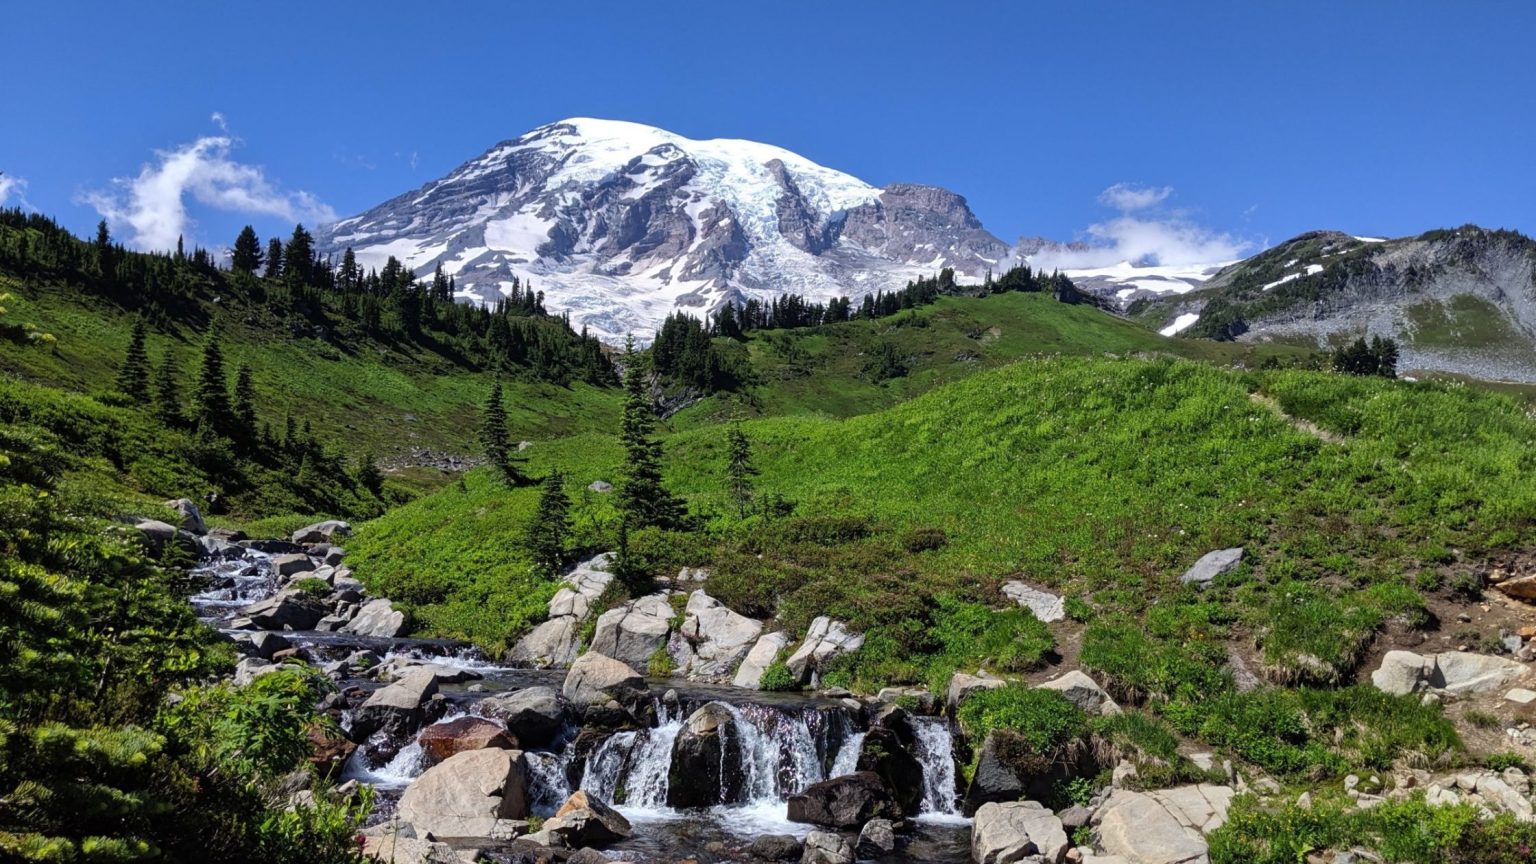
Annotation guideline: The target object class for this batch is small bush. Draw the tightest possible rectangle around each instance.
[758,660,799,692]
[290,577,331,597]
[647,645,676,678]
[1484,752,1529,772]
[900,526,948,553]
[957,685,1087,752]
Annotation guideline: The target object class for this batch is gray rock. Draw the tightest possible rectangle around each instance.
[395,747,528,840]
[508,616,582,669]
[946,671,1005,712]
[562,652,646,709]
[1001,582,1066,623]
[587,480,613,493]
[239,590,327,631]
[1094,788,1210,864]
[476,686,568,749]
[248,631,293,660]
[1179,548,1244,586]
[271,553,316,578]
[1037,670,1120,716]
[785,617,865,684]
[971,800,1069,864]
[133,519,179,551]
[344,598,408,638]
[163,498,207,535]
[544,790,631,848]
[856,818,896,858]
[1370,649,1528,696]
[667,702,747,807]
[801,830,854,864]
[1147,784,1235,835]
[234,656,282,686]
[787,772,901,829]
[291,520,351,545]
[351,666,440,741]
[360,833,462,864]
[589,593,673,670]
[748,833,803,860]
[675,590,763,679]
[322,546,346,566]
[734,631,790,689]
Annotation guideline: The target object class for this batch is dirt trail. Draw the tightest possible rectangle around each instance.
[1248,391,1345,444]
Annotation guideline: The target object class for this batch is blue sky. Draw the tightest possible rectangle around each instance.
[3,0,1533,259]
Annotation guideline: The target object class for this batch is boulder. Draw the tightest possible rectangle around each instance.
[543,790,632,848]
[1001,582,1066,623]
[395,747,528,839]
[248,631,293,660]
[418,716,517,765]
[965,732,1027,814]
[947,671,1006,712]
[1495,573,1536,602]
[734,631,791,689]
[587,480,613,493]
[1370,649,1528,696]
[163,498,207,535]
[322,546,346,567]
[1037,670,1120,716]
[308,726,358,780]
[373,657,482,685]
[239,590,327,630]
[971,800,1070,864]
[1179,548,1243,586]
[856,818,896,858]
[351,666,440,741]
[508,616,582,669]
[1147,784,1235,835]
[588,593,673,670]
[668,702,748,807]
[749,834,803,860]
[360,833,462,864]
[133,519,179,551]
[562,652,646,710]
[801,830,854,864]
[786,772,902,829]
[234,657,282,686]
[676,590,764,679]
[476,686,569,749]
[786,617,865,684]
[856,726,924,816]
[292,520,352,545]
[877,686,940,715]
[566,850,612,864]
[344,598,409,638]
[270,553,316,578]
[1094,789,1210,864]
[1370,650,1432,696]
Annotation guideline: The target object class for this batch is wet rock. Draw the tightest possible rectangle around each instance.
[565,849,612,864]
[787,772,902,829]
[562,652,646,711]
[856,818,896,857]
[856,726,924,815]
[1179,548,1244,586]
[239,590,327,631]
[350,666,440,741]
[589,593,673,669]
[801,830,854,864]
[971,800,1069,864]
[541,790,632,848]
[344,598,409,638]
[734,631,790,689]
[786,617,864,684]
[395,747,528,840]
[1093,788,1209,864]
[271,553,316,578]
[1001,582,1066,623]
[675,590,763,679]
[877,687,940,715]
[247,631,293,660]
[1037,670,1120,716]
[163,498,207,534]
[292,520,352,545]
[749,834,803,860]
[308,725,357,781]
[418,716,517,766]
[946,671,1005,712]
[667,702,747,807]
[476,686,569,749]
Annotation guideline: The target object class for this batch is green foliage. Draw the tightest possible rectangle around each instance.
[115,317,150,401]
[956,685,1087,753]
[647,644,676,678]
[1080,618,1232,703]
[1484,752,1530,772]
[616,341,688,534]
[1331,335,1399,378]
[724,421,757,519]
[289,577,331,597]
[758,660,800,693]
[526,469,573,573]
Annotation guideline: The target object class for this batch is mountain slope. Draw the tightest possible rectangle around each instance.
[315,118,1009,341]
[1142,226,1536,380]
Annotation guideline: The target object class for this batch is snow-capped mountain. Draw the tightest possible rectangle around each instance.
[316,118,1009,340]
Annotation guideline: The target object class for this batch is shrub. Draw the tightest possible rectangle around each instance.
[290,577,332,597]
[900,526,948,553]
[758,660,799,692]
[957,685,1087,752]
[1080,619,1231,703]
[647,644,676,678]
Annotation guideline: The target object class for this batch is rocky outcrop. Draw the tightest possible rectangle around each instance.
[1370,649,1528,696]
[350,666,440,741]
[1146,784,1234,836]
[163,498,207,535]
[748,834,803,860]
[667,702,746,807]
[360,833,462,864]
[1001,582,1066,623]
[856,818,896,858]
[508,554,615,669]
[395,747,528,839]
[538,790,631,848]
[1179,548,1243,586]
[856,726,924,816]
[947,671,1006,712]
[786,617,864,685]
[1093,788,1211,864]
[734,632,790,689]
[562,652,646,710]
[476,686,568,749]
[239,590,327,631]
[1037,670,1120,716]
[589,593,673,670]
[970,800,1069,864]
[417,716,516,765]
[787,772,901,829]
[292,520,351,545]
[344,598,408,638]
[675,590,763,679]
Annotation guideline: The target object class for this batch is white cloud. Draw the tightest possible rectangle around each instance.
[1029,183,1250,270]
[83,131,335,251]
[1097,183,1172,212]
[0,173,29,208]
[210,111,228,132]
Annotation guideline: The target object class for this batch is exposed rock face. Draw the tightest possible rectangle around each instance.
[748,834,803,860]
[163,498,207,535]
[1001,582,1066,623]
[964,729,1100,815]
[786,617,865,684]
[542,790,632,848]
[800,830,855,864]
[417,716,516,765]
[476,686,569,749]
[1037,670,1120,716]
[970,800,1070,864]
[313,118,1009,343]
[351,666,440,741]
[675,590,763,679]
[1146,784,1234,836]
[734,631,790,689]
[856,818,896,858]
[292,520,351,545]
[239,590,327,631]
[856,726,925,816]
[1370,649,1528,696]
[589,593,674,670]
[395,747,528,840]
[562,652,646,710]
[1093,788,1211,864]
[1179,548,1244,586]
[947,671,1006,712]
[786,772,902,829]
[344,598,408,638]
[509,554,617,669]
[667,702,747,807]
[360,833,462,864]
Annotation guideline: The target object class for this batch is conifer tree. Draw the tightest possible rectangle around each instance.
[526,469,572,573]
[115,318,151,401]
[357,452,384,496]
[154,351,182,425]
[231,363,257,434]
[284,224,314,285]
[616,338,686,530]
[263,238,283,278]
[193,329,232,435]
[231,225,263,273]
[725,420,757,519]
[480,381,528,484]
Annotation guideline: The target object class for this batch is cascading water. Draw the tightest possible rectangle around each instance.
[910,716,962,818]
[828,730,865,778]
[188,549,274,619]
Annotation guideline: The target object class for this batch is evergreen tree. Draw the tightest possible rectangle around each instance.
[115,317,151,401]
[480,381,528,484]
[263,238,283,278]
[154,350,182,425]
[357,452,384,496]
[724,420,757,519]
[231,225,263,273]
[193,329,232,435]
[284,224,314,285]
[616,338,686,530]
[231,363,257,433]
[526,469,572,573]
[94,218,116,282]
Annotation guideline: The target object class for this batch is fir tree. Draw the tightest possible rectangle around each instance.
[284,224,314,285]
[480,381,528,484]
[725,420,757,519]
[231,363,257,434]
[526,469,572,573]
[231,225,263,273]
[616,337,686,530]
[154,350,182,425]
[115,318,151,401]
[263,238,283,278]
[193,329,232,435]
[357,452,384,496]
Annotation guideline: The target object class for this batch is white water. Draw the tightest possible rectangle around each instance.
[828,730,865,778]
[911,716,963,819]
[340,710,467,790]
[188,549,274,615]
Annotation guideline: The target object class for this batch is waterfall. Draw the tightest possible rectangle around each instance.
[524,750,574,815]
[910,716,961,817]
[617,710,684,808]
[828,730,865,778]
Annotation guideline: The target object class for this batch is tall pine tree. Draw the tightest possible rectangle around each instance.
[231,363,257,435]
[263,238,283,278]
[616,338,686,531]
[115,318,151,401]
[480,381,528,485]
[193,329,232,435]
[154,350,182,425]
[231,225,263,273]
[724,420,757,519]
[526,469,572,573]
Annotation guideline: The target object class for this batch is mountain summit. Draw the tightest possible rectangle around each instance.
[315,118,1009,340]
